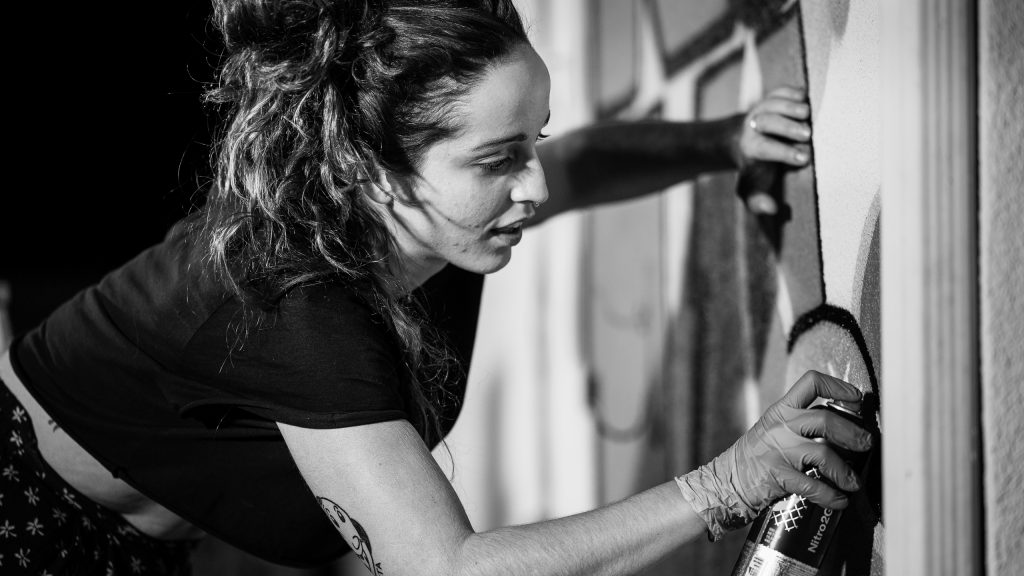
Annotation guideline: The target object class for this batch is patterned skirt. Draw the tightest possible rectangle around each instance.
[0,379,199,575]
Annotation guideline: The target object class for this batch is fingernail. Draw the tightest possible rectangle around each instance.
[795,151,809,163]
[800,127,812,139]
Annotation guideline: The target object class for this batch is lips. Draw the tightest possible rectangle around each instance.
[490,221,524,247]
[491,222,524,235]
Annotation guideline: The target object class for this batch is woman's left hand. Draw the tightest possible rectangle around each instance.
[734,85,813,215]
[737,85,813,167]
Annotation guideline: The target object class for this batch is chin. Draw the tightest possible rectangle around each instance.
[456,249,513,275]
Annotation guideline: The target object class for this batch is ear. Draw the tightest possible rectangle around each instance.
[363,167,395,205]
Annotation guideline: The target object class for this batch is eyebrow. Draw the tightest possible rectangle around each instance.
[469,111,551,152]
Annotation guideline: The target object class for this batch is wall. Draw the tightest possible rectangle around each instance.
[598,0,884,569]
[979,0,1024,573]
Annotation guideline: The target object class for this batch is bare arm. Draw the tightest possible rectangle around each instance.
[535,115,740,225]
[279,372,871,576]
[534,86,812,225]
[280,419,705,576]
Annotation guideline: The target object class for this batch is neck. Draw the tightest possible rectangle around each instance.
[392,250,447,293]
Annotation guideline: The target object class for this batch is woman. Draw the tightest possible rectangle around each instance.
[0,1,869,574]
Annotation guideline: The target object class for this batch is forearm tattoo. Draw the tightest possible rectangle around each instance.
[317,496,383,576]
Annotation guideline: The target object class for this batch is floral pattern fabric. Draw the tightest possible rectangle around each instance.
[0,380,198,575]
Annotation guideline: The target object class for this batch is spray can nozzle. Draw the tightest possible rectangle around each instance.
[823,399,862,418]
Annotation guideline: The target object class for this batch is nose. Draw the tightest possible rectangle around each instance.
[510,157,549,207]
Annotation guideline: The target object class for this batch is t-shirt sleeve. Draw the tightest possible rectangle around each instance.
[176,282,409,429]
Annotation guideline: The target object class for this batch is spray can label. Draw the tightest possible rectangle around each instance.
[749,467,841,572]
[731,511,767,574]
[741,544,819,576]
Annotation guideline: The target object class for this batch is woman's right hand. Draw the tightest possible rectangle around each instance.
[675,370,873,541]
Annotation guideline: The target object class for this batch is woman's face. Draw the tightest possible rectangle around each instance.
[386,43,551,287]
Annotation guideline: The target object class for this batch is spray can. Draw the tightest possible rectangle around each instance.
[729,400,875,576]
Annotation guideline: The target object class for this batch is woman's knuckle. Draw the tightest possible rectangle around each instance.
[774,471,796,492]
[795,477,816,496]
[796,417,816,438]
[803,445,826,469]
[812,442,831,459]
[819,413,835,437]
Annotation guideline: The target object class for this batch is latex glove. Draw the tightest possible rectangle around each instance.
[675,370,873,541]
[732,85,813,216]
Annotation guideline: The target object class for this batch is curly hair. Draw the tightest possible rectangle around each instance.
[200,0,528,439]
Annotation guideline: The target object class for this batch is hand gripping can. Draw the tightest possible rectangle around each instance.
[729,400,874,576]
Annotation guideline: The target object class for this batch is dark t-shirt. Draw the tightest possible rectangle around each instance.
[10,216,484,567]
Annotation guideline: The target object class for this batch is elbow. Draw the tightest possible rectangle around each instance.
[450,533,482,576]
[449,532,507,576]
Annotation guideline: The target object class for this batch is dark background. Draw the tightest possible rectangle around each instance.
[3,1,220,336]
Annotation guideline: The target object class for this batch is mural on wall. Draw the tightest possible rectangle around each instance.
[585,1,883,574]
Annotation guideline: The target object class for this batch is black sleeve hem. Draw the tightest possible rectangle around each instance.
[179,396,408,430]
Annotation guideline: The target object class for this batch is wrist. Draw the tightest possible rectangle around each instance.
[723,112,747,169]
[674,455,759,542]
